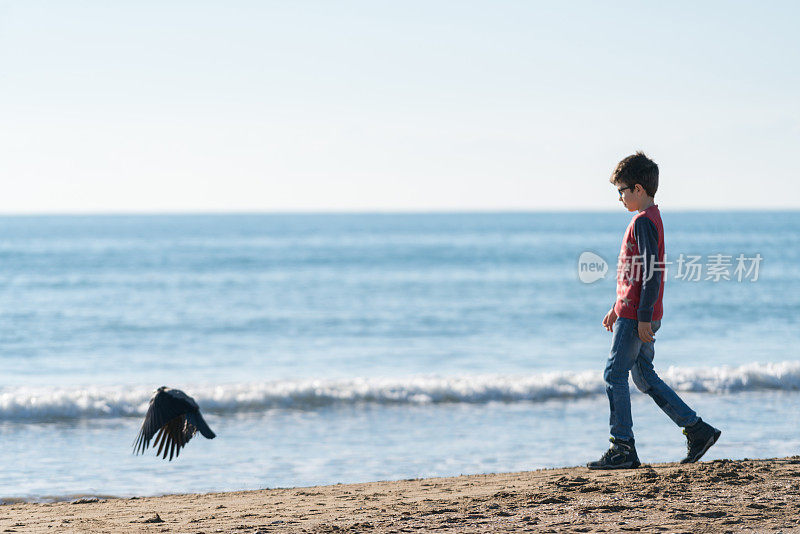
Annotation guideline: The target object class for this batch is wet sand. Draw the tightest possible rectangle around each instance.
[2,457,800,533]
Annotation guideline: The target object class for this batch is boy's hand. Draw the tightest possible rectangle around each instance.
[602,308,617,332]
[638,322,655,343]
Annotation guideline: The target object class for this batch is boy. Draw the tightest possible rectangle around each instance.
[587,152,721,470]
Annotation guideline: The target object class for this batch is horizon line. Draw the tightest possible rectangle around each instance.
[1,207,798,217]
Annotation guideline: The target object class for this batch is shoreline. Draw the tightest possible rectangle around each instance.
[2,457,800,532]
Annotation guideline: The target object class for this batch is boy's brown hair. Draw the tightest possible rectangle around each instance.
[610,152,659,197]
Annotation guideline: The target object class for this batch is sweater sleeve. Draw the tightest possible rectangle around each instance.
[634,217,661,322]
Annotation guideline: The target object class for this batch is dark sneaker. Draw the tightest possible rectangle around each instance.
[587,437,641,470]
[680,418,721,464]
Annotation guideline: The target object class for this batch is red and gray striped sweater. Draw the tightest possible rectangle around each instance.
[614,204,665,322]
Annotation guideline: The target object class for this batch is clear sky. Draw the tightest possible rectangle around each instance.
[1,1,798,214]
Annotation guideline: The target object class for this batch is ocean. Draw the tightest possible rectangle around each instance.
[1,211,798,502]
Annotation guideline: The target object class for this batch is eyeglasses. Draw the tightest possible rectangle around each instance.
[617,185,635,198]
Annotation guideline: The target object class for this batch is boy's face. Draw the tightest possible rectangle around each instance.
[616,182,642,212]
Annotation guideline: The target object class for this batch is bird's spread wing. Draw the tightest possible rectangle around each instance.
[152,415,197,460]
[133,389,194,456]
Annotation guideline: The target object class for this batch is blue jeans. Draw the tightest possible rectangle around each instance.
[604,317,698,440]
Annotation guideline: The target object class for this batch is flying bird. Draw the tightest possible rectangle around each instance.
[134,386,216,461]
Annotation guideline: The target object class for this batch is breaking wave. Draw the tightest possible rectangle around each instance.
[2,361,799,422]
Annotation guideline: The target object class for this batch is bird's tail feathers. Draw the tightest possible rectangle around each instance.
[187,411,216,439]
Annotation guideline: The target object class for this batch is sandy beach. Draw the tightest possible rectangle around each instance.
[3,457,799,533]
